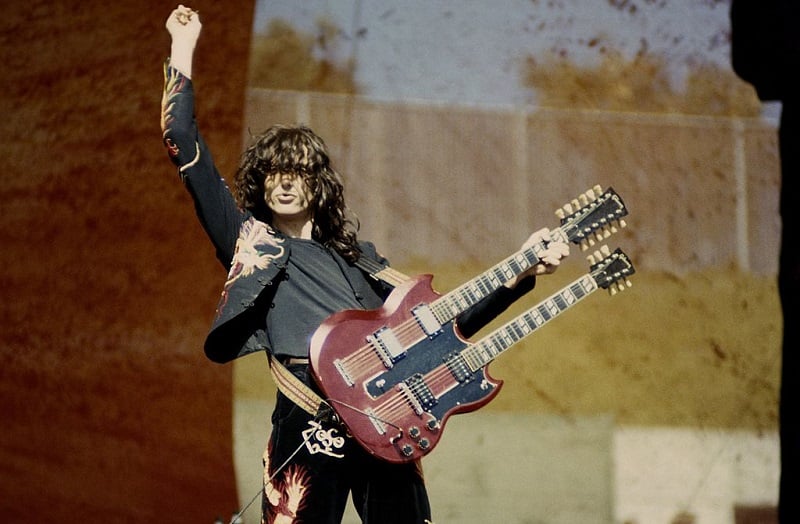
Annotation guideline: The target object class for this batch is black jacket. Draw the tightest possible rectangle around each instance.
[160,62,535,364]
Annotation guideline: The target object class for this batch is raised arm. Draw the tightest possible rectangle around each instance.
[161,5,244,269]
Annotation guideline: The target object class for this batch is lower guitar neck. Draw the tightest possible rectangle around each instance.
[461,272,598,371]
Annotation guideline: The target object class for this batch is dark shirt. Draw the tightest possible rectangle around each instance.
[267,237,367,358]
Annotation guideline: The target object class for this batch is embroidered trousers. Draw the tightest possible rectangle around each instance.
[262,363,432,524]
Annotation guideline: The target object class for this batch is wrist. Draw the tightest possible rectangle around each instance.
[170,41,195,78]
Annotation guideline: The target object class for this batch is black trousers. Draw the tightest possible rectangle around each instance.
[261,363,433,524]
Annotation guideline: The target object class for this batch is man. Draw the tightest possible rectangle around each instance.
[162,5,569,523]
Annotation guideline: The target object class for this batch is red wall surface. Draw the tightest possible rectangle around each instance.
[0,1,254,521]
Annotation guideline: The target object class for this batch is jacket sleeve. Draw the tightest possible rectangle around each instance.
[455,275,536,339]
[161,60,244,269]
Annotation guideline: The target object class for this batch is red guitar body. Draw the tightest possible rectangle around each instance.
[309,274,502,463]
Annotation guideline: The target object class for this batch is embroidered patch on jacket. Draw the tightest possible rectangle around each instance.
[160,64,184,157]
[226,218,285,284]
[216,218,285,317]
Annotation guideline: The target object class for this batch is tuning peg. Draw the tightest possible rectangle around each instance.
[555,208,565,219]
[592,184,602,195]
[609,278,633,295]
[585,189,598,202]
[578,193,589,206]
[587,245,611,264]
[563,202,574,215]
[619,219,627,229]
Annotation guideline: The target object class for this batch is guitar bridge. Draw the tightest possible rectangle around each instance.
[333,358,355,387]
[366,408,387,435]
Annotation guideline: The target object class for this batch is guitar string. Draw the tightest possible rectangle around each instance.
[374,278,598,423]
[336,319,428,378]
[334,203,619,425]
[336,243,546,380]
[336,227,587,380]
[331,223,622,454]
[327,398,402,429]
[340,272,588,420]
[429,240,545,316]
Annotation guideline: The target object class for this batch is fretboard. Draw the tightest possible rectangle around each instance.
[461,273,598,371]
[428,243,545,323]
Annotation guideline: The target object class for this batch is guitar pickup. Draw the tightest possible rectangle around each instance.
[412,304,442,337]
[444,352,473,383]
[367,327,405,368]
[401,373,437,413]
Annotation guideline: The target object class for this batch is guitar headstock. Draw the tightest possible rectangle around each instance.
[555,185,629,250]
[587,246,635,295]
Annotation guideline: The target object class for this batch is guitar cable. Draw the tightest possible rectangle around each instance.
[228,425,318,524]
[326,397,405,432]
[229,399,379,523]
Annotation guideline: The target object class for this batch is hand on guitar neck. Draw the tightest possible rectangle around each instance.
[504,227,571,289]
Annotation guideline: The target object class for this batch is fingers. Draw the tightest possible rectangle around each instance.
[166,5,202,48]
[546,240,570,259]
[167,5,199,29]
[534,240,570,274]
[519,226,571,277]
[175,5,198,25]
[524,227,551,248]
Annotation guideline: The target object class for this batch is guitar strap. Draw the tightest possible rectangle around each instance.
[267,354,334,420]
[267,254,410,419]
[354,255,412,287]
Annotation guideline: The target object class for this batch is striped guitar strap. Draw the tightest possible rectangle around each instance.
[267,255,410,419]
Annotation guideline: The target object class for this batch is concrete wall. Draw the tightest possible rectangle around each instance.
[243,89,781,275]
[233,398,778,524]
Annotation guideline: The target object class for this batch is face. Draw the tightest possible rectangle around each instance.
[264,172,313,220]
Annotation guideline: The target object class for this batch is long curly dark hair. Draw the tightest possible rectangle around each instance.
[233,125,361,263]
